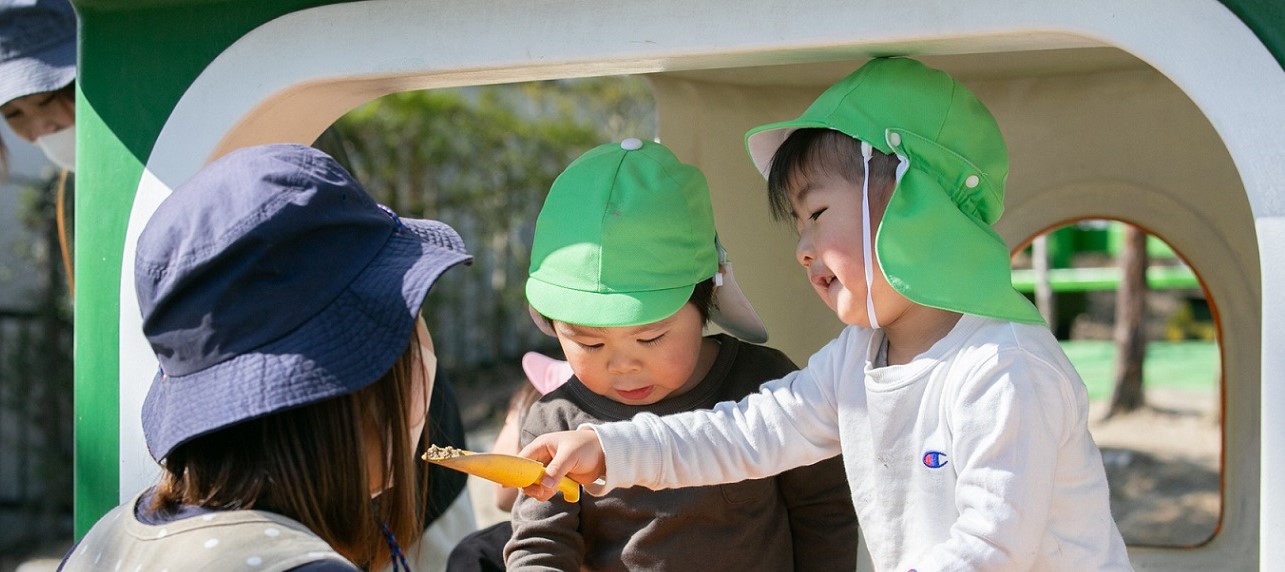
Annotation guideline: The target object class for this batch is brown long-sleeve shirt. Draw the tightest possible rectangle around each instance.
[506,335,858,571]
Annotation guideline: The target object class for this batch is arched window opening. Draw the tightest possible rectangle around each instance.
[1012,219,1221,547]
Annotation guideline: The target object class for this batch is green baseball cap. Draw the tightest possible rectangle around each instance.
[527,138,769,342]
[745,57,1044,325]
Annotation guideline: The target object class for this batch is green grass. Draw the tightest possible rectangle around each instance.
[1059,340,1220,401]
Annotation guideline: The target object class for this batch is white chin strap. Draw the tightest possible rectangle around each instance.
[860,141,879,329]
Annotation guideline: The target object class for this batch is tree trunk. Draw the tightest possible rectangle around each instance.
[1106,225,1148,418]
[1032,234,1056,332]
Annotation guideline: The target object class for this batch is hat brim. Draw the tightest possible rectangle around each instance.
[521,351,573,395]
[141,218,471,461]
[745,118,839,179]
[877,166,1043,324]
[0,40,76,106]
[710,240,768,343]
[525,276,694,331]
[527,264,770,344]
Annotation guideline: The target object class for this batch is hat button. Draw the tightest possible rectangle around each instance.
[887,132,902,147]
[965,175,980,188]
[621,138,644,151]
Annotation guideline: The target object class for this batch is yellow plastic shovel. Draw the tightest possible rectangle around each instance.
[422,445,581,502]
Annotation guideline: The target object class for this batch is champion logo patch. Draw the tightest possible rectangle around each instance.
[922,450,948,469]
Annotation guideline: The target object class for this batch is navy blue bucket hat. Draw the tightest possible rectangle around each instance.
[0,0,77,106]
[136,144,472,461]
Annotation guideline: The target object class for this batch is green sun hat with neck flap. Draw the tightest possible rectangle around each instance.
[527,138,769,342]
[745,57,1044,325]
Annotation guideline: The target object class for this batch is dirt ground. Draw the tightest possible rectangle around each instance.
[1088,387,1222,547]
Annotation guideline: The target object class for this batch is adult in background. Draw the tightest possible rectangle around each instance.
[1,0,77,172]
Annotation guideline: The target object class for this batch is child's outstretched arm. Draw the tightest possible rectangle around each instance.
[519,428,605,501]
[521,351,848,502]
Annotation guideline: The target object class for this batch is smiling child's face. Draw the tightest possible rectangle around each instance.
[554,303,708,406]
[787,171,908,328]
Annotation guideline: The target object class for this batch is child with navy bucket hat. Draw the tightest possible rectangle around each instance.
[519,59,1132,571]
[60,144,472,571]
[0,0,78,172]
[503,139,857,571]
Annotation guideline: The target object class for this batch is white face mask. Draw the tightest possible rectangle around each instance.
[35,126,76,172]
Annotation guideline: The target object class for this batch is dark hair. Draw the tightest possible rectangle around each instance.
[688,277,715,324]
[765,128,901,222]
[152,332,427,570]
[54,82,76,103]
[535,277,717,331]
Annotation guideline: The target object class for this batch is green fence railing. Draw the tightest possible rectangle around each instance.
[1011,265,1201,294]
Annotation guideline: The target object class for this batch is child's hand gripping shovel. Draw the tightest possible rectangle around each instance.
[422,445,581,502]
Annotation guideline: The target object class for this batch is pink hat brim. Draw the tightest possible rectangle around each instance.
[521,351,573,395]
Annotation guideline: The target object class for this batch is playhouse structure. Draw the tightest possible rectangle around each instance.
[70,0,1283,569]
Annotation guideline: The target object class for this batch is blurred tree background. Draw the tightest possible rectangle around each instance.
[0,173,75,561]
